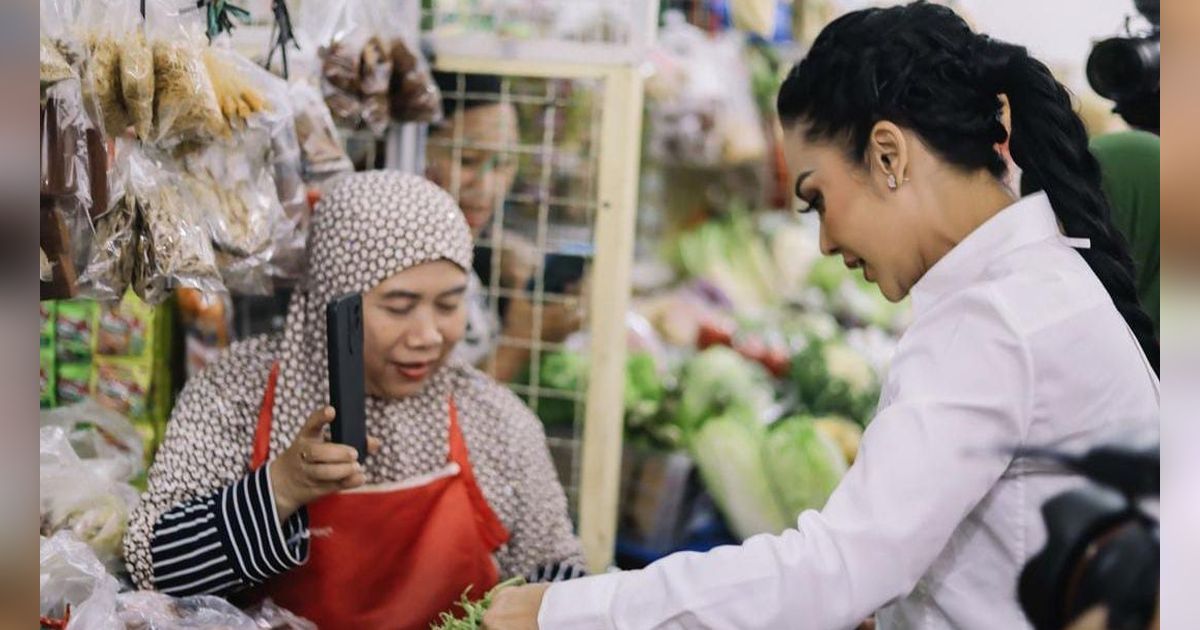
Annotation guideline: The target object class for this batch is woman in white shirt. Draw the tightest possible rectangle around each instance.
[483,3,1159,629]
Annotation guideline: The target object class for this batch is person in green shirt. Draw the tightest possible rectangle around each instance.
[1090,130,1160,334]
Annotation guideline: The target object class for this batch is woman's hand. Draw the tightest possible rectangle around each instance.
[482,583,550,630]
[268,406,382,521]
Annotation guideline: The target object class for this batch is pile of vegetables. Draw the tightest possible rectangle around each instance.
[787,336,881,426]
[673,347,864,540]
[673,206,780,315]
[429,577,525,630]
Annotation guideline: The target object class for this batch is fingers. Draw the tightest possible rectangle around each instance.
[300,406,335,439]
[308,461,362,483]
[367,435,382,455]
[304,442,359,465]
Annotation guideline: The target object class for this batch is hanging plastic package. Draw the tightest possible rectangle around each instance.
[144,0,225,146]
[126,144,224,304]
[77,140,135,302]
[42,76,96,299]
[303,0,393,136]
[75,0,138,140]
[289,80,354,179]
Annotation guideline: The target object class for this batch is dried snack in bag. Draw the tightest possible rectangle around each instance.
[314,0,394,136]
[119,30,154,141]
[151,40,226,144]
[203,46,269,132]
[388,36,442,123]
[127,150,223,304]
[41,37,75,88]
[78,194,137,302]
[290,81,353,177]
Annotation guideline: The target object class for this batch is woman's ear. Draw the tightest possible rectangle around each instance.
[868,121,910,190]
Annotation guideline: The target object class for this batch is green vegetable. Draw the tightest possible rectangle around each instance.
[764,416,848,520]
[789,338,880,426]
[676,346,774,433]
[689,414,791,539]
[429,577,526,630]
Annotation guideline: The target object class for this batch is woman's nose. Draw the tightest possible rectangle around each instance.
[405,310,443,349]
[819,222,838,256]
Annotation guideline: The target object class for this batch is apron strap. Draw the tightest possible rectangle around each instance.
[251,362,281,471]
[446,396,511,549]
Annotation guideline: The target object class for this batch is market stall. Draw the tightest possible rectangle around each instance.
[39,0,1146,628]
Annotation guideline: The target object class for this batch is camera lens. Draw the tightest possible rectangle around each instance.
[1087,36,1160,101]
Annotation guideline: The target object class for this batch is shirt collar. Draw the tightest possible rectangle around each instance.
[909,192,1062,314]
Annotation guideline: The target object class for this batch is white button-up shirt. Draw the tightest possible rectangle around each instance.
[540,193,1159,630]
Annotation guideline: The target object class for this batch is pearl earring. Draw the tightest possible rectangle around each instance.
[887,173,897,190]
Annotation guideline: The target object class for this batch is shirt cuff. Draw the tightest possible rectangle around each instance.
[213,463,310,585]
[538,571,625,630]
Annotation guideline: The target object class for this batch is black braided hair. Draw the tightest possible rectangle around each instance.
[776,1,1158,375]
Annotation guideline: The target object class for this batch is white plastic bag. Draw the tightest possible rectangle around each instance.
[40,425,140,572]
[40,531,121,630]
[116,591,259,629]
[41,399,145,484]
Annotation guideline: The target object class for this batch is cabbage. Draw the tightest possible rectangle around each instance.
[811,415,863,465]
[690,414,791,539]
[765,416,848,520]
[789,338,880,425]
[677,346,774,432]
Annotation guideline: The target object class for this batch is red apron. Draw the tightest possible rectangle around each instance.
[248,364,510,629]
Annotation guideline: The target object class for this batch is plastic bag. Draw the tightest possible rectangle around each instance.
[203,44,269,135]
[117,592,259,629]
[289,81,353,178]
[40,531,121,630]
[42,77,96,299]
[647,14,766,167]
[40,426,139,572]
[75,0,139,139]
[387,33,441,123]
[242,598,318,630]
[126,144,224,304]
[145,0,225,146]
[77,139,135,302]
[308,0,393,136]
[41,399,145,484]
[41,0,79,93]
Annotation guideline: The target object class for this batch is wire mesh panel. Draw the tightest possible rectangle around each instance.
[428,72,602,517]
[428,49,646,569]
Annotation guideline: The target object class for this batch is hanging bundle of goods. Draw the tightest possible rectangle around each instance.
[39,0,335,303]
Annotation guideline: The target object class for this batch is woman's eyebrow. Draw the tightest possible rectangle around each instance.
[794,170,815,199]
[437,285,468,299]
[379,290,421,301]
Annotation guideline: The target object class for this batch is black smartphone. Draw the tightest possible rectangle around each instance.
[326,293,367,464]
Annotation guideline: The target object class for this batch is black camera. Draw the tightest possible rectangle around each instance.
[1086,0,1159,132]
[1018,444,1159,630]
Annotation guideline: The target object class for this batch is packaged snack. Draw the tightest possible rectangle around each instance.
[56,362,93,405]
[41,348,57,408]
[55,301,96,362]
[41,301,57,350]
[95,292,153,357]
[91,359,151,420]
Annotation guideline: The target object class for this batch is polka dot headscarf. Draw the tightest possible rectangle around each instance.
[270,171,474,457]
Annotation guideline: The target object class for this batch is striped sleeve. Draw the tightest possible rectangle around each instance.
[526,561,588,583]
[149,463,308,595]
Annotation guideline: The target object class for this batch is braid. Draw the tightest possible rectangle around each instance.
[777,0,1159,375]
[999,50,1160,374]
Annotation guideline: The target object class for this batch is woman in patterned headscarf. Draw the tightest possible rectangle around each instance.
[124,171,584,629]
